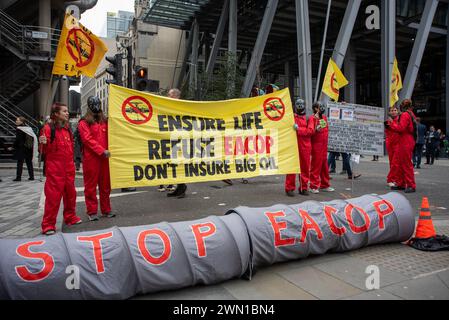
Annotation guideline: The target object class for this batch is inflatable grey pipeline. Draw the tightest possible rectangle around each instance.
[0,192,415,300]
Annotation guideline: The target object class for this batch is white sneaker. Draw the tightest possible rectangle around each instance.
[388,182,396,187]
[88,214,99,221]
[309,189,319,194]
[44,230,55,236]
[321,187,335,192]
[102,212,116,218]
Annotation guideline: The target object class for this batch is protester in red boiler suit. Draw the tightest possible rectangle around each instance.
[285,98,315,196]
[78,96,114,221]
[386,99,416,193]
[39,103,82,235]
[385,106,400,187]
[309,101,334,194]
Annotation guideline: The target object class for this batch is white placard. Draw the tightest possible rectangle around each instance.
[327,102,384,156]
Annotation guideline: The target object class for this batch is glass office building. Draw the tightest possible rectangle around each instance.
[107,10,134,39]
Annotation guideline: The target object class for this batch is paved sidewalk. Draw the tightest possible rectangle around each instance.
[0,170,44,238]
[0,169,65,238]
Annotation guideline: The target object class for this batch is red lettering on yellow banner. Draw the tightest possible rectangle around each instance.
[298,209,323,242]
[138,229,172,265]
[373,199,395,230]
[324,205,346,236]
[191,222,216,257]
[223,135,274,156]
[265,211,295,247]
[77,232,113,274]
[15,241,55,282]
[345,204,371,234]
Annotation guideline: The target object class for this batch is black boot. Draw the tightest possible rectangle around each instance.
[167,184,187,198]
[176,184,187,198]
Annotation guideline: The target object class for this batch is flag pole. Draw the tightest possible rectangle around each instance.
[314,0,332,102]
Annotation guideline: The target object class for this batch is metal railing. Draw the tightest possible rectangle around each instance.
[0,104,20,137]
[0,95,39,130]
[0,9,61,60]
[0,61,40,97]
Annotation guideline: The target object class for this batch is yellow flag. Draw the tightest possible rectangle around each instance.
[390,57,403,107]
[322,58,349,101]
[52,13,108,77]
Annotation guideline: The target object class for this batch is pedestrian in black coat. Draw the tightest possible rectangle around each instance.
[10,117,34,181]
[425,126,439,165]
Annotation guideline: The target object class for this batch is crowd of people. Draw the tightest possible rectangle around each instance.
[4,88,449,235]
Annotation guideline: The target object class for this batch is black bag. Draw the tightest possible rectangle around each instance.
[408,235,449,251]
[24,134,34,150]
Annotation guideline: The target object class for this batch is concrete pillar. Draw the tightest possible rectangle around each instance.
[344,45,356,103]
[39,72,51,117]
[38,0,51,117]
[59,76,69,106]
[39,0,51,52]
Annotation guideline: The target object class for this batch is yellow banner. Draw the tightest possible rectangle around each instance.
[52,14,107,77]
[390,57,403,107]
[108,85,300,189]
[322,58,349,102]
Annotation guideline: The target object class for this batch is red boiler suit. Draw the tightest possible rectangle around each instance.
[385,116,400,184]
[310,115,331,190]
[389,111,416,189]
[41,124,81,233]
[285,114,315,192]
[78,120,111,216]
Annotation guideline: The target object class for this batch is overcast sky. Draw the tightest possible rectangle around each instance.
[71,0,135,92]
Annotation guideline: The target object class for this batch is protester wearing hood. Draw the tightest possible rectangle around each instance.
[78,96,114,221]
[285,99,315,196]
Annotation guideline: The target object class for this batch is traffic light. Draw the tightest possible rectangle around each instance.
[105,53,123,86]
[135,66,149,91]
